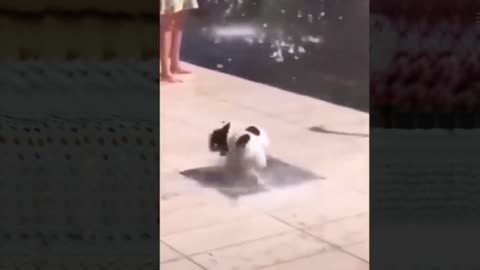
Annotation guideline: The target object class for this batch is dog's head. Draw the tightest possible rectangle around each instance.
[209,122,230,156]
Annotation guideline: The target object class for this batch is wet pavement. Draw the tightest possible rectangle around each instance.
[160,62,369,269]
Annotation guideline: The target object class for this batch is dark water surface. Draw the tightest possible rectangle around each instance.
[183,0,369,112]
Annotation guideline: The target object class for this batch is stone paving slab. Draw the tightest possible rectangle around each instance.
[305,213,369,247]
[160,63,369,269]
[190,231,332,270]
[163,215,294,255]
[160,242,182,263]
[260,251,368,270]
[161,259,205,270]
[344,241,369,262]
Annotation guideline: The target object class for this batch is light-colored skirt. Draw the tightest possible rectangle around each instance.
[160,0,199,15]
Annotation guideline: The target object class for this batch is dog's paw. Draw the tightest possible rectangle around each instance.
[254,176,269,190]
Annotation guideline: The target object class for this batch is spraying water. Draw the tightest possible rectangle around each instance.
[194,0,327,63]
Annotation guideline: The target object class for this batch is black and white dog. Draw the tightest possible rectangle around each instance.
[209,122,269,186]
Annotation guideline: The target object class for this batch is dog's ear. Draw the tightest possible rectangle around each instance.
[246,126,260,136]
[221,122,231,132]
[235,134,250,148]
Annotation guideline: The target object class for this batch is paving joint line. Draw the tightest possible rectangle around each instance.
[183,230,294,257]
[255,249,332,270]
[160,212,259,238]
[266,213,369,264]
[160,240,209,270]
[255,249,339,270]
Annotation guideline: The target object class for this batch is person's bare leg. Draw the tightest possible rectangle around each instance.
[170,11,191,74]
[160,14,182,82]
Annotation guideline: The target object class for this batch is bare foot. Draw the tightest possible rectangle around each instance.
[171,66,192,74]
[160,73,183,83]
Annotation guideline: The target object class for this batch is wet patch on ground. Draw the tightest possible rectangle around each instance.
[180,156,324,198]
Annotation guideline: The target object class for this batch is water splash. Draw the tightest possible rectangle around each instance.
[318,12,326,20]
[212,24,258,38]
[199,0,327,64]
[301,35,324,44]
[307,14,314,23]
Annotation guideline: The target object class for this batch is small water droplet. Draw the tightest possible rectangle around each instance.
[244,37,254,44]
[308,14,314,23]
[270,48,284,63]
[216,64,224,69]
[302,35,323,44]
[339,16,343,20]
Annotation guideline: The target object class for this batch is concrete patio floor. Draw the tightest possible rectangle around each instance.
[160,63,369,270]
